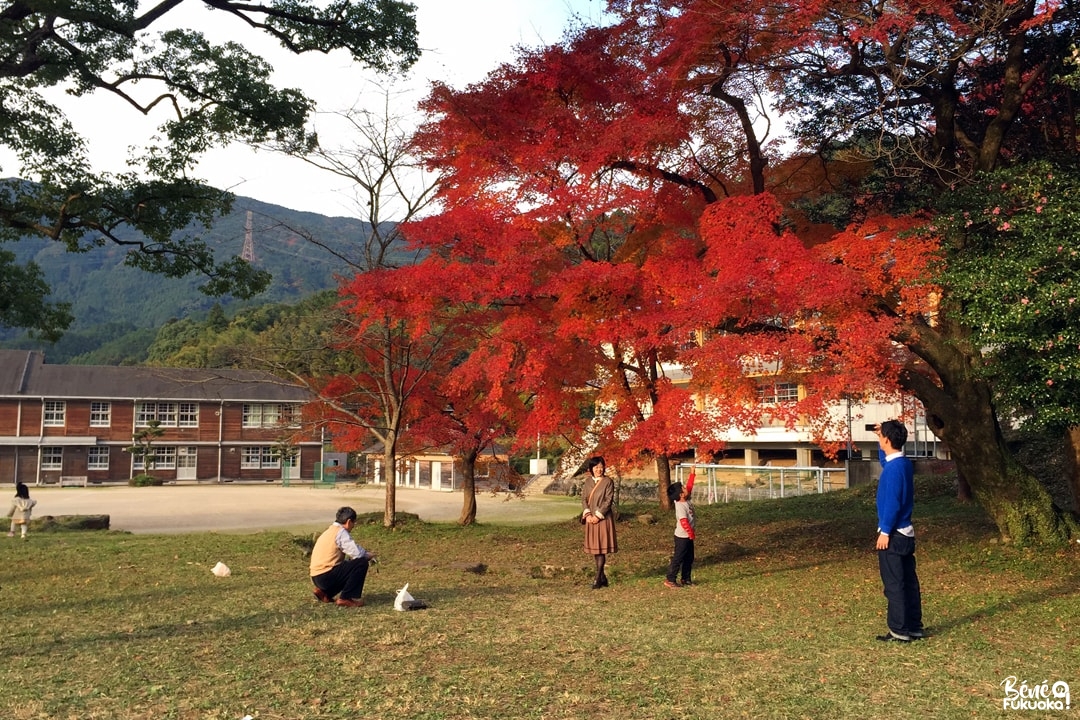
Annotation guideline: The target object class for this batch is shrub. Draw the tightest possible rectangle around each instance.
[128,474,163,487]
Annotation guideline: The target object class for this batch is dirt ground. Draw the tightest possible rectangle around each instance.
[22,483,580,534]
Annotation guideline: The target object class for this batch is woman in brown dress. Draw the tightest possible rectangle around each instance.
[581,455,617,589]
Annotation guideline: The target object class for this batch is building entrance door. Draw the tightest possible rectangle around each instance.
[283,455,300,480]
[177,446,198,481]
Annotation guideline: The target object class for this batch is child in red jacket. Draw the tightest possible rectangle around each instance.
[664,469,696,588]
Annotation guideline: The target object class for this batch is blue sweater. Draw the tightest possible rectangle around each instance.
[876,449,915,534]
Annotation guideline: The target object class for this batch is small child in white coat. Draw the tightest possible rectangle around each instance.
[7,482,36,539]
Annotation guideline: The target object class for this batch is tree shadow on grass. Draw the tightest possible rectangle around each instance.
[638,556,858,585]
[13,606,317,660]
[624,510,994,584]
[630,539,855,584]
[923,573,1080,638]
[12,578,531,661]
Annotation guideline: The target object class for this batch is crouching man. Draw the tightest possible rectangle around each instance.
[310,506,376,608]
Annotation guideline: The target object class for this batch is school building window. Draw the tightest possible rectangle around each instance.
[41,446,63,470]
[88,447,110,470]
[242,404,300,429]
[136,402,178,427]
[90,402,111,427]
[43,401,66,427]
[178,403,199,427]
[133,446,176,470]
[757,382,799,404]
[241,446,279,469]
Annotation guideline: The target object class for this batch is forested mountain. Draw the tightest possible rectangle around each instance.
[0,197,400,363]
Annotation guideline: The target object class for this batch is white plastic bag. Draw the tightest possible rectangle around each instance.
[394,582,429,611]
[211,561,231,577]
[394,583,414,611]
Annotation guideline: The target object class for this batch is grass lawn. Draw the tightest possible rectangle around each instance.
[1,477,1077,719]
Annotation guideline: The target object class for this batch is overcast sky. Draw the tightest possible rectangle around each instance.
[42,0,608,219]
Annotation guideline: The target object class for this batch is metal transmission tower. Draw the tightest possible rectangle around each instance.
[241,210,256,262]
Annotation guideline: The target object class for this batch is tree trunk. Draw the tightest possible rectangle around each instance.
[656,453,673,511]
[934,404,1073,544]
[956,467,972,503]
[1064,427,1080,514]
[458,449,478,526]
[899,318,1078,544]
[382,436,397,528]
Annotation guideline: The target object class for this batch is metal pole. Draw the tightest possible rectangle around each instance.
[845,398,852,488]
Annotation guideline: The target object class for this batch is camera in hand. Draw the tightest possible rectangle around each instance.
[865,423,878,431]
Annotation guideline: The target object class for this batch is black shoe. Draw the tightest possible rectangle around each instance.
[681,579,694,586]
[909,629,925,640]
[876,631,912,643]
[599,576,609,587]
[591,581,604,589]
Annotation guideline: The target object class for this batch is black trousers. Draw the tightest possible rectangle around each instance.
[666,536,694,583]
[878,532,922,635]
[312,557,370,601]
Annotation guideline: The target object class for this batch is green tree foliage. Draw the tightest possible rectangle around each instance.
[0,0,419,340]
[144,300,296,368]
[250,291,352,376]
[141,292,343,370]
[944,161,1080,432]
[125,419,164,476]
[68,326,157,366]
[0,198,381,360]
[206,304,228,333]
[0,247,72,341]
[146,317,211,365]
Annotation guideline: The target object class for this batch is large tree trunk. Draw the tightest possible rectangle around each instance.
[1064,427,1080,514]
[458,449,479,526]
[899,318,1078,545]
[929,398,1073,544]
[656,453,673,511]
[955,467,972,503]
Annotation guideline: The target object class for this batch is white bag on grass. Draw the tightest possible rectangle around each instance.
[211,561,231,577]
[394,583,414,611]
[394,583,428,611]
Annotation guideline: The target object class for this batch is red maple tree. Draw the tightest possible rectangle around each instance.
[385,0,1076,541]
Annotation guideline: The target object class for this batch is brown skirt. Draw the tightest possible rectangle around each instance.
[584,514,618,554]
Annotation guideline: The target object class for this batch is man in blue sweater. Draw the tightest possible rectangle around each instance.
[874,420,924,642]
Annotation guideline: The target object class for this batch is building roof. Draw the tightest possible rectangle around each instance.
[361,440,510,460]
[0,350,310,402]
